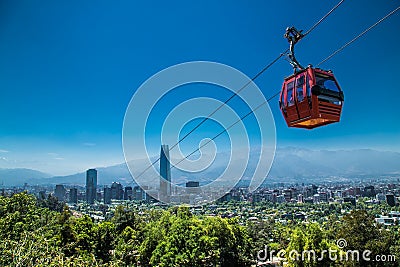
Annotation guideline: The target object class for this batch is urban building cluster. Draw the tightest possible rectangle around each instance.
[36,144,203,206]
[52,169,148,205]
[0,145,399,225]
[233,183,399,207]
[2,172,399,208]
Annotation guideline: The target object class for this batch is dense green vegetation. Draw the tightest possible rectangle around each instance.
[0,193,399,266]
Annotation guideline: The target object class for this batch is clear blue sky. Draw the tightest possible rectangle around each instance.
[1,0,399,175]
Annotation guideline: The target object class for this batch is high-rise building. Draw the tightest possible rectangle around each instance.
[319,192,328,202]
[386,194,396,207]
[312,185,318,195]
[124,186,133,200]
[283,189,292,202]
[313,194,320,204]
[363,186,376,197]
[104,187,112,204]
[111,182,124,200]
[54,184,66,201]
[298,194,304,203]
[133,186,146,201]
[86,169,97,204]
[159,145,171,200]
[69,188,78,204]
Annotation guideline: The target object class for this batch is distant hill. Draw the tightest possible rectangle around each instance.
[2,147,400,187]
[270,147,400,177]
[0,168,51,186]
[49,162,133,186]
[264,147,400,185]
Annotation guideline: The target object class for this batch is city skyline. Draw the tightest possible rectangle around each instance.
[1,146,400,188]
[5,171,399,207]
[1,1,400,175]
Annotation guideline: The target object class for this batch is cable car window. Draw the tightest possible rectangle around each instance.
[280,89,285,110]
[306,74,311,97]
[324,80,340,92]
[296,75,304,102]
[315,73,340,92]
[287,81,295,106]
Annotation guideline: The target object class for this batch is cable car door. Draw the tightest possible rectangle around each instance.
[295,73,311,119]
[284,78,299,123]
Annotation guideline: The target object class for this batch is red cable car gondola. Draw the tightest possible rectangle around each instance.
[279,27,344,129]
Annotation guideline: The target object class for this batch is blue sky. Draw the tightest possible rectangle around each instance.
[0,0,399,175]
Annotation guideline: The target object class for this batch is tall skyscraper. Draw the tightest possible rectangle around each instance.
[111,182,124,200]
[159,144,171,200]
[69,188,78,204]
[124,186,133,200]
[386,194,396,207]
[54,184,66,201]
[104,187,112,204]
[86,169,97,204]
[134,186,146,201]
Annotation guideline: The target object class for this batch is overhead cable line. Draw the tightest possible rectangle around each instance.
[302,0,345,37]
[133,0,345,180]
[171,91,280,170]
[173,3,400,170]
[317,5,400,67]
[132,52,286,182]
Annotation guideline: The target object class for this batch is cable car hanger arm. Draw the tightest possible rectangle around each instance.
[284,26,305,72]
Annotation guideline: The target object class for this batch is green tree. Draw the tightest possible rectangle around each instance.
[93,221,116,263]
[150,208,219,267]
[138,211,170,266]
[73,215,95,254]
[114,225,139,265]
[337,210,394,267]
[57,205,76,257]
[286,223,336,267]
[112,205,142,234]
[37,194,64,212]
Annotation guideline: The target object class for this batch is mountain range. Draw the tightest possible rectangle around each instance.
[1,147,399,187]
